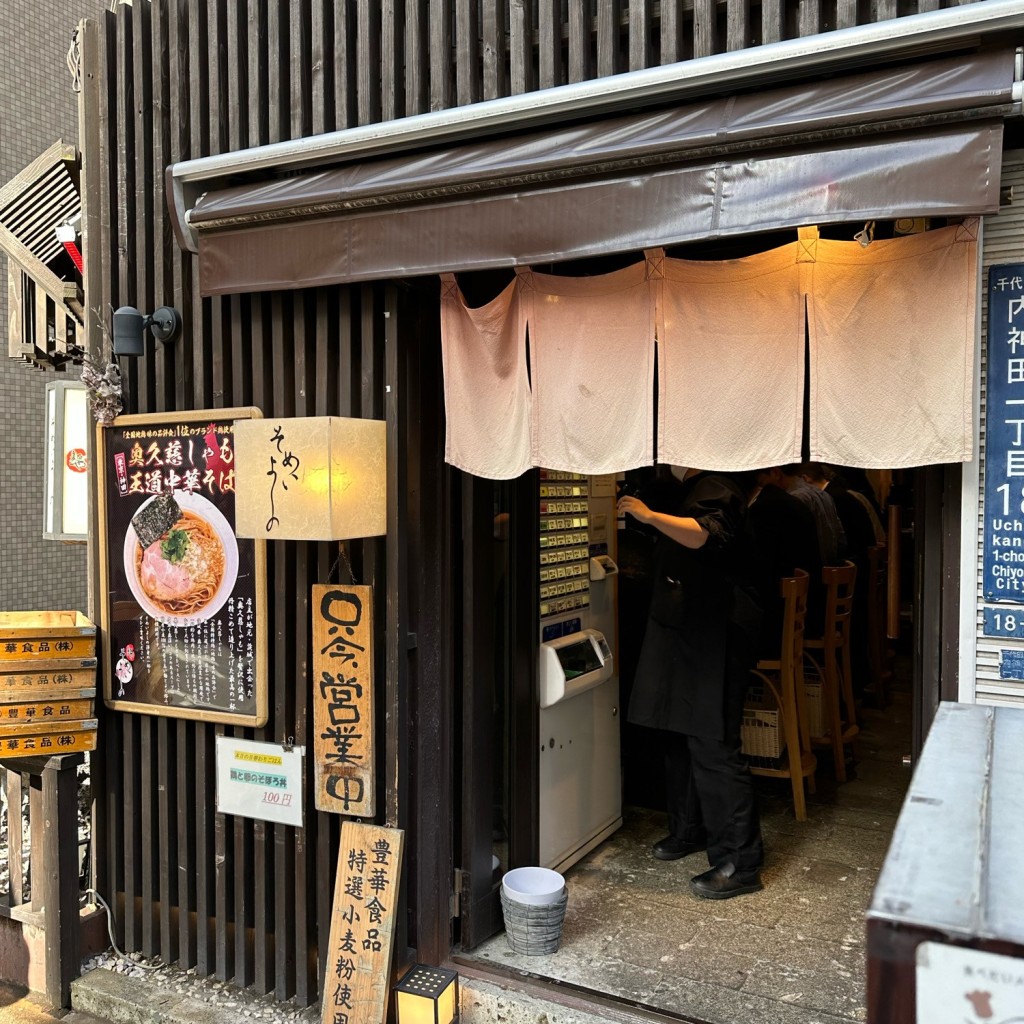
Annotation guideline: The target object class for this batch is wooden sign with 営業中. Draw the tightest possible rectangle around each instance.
[322,822,403,1024]
[312,584,374,817]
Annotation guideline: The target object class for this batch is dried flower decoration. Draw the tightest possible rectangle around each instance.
[68,307,123,425]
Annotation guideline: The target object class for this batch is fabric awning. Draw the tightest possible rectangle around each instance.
[189,49,1013,296]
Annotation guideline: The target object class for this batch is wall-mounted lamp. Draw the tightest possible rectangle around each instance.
[55,213,83,273]
[394,964,459,1024]
[112,305,182,357]
[233,416,386,541]
[44,380,89,541]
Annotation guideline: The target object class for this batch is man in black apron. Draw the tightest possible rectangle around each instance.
[619,469,763,899]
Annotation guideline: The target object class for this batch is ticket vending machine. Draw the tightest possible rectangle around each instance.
[537,471,622,873]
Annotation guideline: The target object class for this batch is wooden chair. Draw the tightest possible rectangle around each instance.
[747,569,817,821]
[804,561,859,783]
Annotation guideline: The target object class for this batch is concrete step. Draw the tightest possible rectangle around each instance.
[458,967,864,1024]
[0,982,110,1024]
[71,967,317,1024]
[460,974,641,1024]
[73,968,622,1024]
[74,961,861,1024]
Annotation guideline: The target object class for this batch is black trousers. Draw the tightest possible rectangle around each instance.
[664,645,764,872]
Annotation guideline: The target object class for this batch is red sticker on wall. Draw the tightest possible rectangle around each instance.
[66,448,88,473]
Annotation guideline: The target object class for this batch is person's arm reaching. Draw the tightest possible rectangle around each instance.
[617,495,709,549]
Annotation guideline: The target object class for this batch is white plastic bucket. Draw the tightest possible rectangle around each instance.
[501,866,565,906]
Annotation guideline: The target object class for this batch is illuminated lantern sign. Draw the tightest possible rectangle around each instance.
[44,381,89,540]
[233,416,386,541]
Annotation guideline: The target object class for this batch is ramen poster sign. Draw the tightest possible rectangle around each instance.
[98,409,268,726]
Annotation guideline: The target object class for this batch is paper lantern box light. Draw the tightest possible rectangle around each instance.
[233,416,386,541]
[394,964,459,1024]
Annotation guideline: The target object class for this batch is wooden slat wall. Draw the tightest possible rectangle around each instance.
[85,0,947,1005]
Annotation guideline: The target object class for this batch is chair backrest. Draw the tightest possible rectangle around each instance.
[779,569,810,677]
[822,561,857,648]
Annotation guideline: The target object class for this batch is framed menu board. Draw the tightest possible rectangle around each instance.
[97,409,268,726]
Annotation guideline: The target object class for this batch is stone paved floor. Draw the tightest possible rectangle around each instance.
[471,683,912,1024]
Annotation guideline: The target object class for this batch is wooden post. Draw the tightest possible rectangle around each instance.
[887,505,902,640]
[40,753,82,1009]
[8,265,24,359]
[4,768,25,906]
[0,753,86,1010]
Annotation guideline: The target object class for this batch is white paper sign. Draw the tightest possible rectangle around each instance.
[916,942,1024,1023]
[216,737,304,827]
[590,474,617,498]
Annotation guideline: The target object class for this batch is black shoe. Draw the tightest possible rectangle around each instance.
[652,835,705,861]
[690,863,763,899]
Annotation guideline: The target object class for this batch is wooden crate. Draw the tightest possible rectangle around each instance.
[0,656,97,695]
[0,613,97,759]
[0,726,97,758]
[0,700,95,735]
[0,611,96,662]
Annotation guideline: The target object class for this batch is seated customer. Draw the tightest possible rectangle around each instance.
[801,462,876,696]
[747,472,823,652]
[800,462,875,567]
[759,465,846,566]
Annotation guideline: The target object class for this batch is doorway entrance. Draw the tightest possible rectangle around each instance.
[451,469,937,1024]
[441,232,963,1022]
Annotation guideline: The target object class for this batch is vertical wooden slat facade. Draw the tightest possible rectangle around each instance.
[85,0,975,1007]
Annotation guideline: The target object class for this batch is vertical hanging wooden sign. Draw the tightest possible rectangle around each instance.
[321,822,404,1024]
[312,584,375,816]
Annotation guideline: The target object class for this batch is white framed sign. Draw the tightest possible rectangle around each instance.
[916,942,1024,1023]
[216,736,304,827]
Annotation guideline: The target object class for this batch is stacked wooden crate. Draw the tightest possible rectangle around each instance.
[0,611,97,758]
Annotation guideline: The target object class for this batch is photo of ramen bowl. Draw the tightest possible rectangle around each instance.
[123,492,239,625]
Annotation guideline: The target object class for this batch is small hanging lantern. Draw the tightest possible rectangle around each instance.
[394,964,459,1024]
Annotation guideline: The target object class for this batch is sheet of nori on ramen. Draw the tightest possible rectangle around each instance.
[100,413,265,725]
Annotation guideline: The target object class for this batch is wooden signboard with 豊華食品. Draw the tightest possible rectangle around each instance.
[322,822,404,1024]
[0,612,99,759]
[96,409,268,728]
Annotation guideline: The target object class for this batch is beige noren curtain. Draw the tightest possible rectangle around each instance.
[658,245,806,471]
[440,274,532,480]
[520,259,657,474]
[440,222,978,478]
[808,219,978,469]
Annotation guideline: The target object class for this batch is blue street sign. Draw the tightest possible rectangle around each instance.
[982,606,1024,639]
[999,648,1024,681]
[983,264,1024,603]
